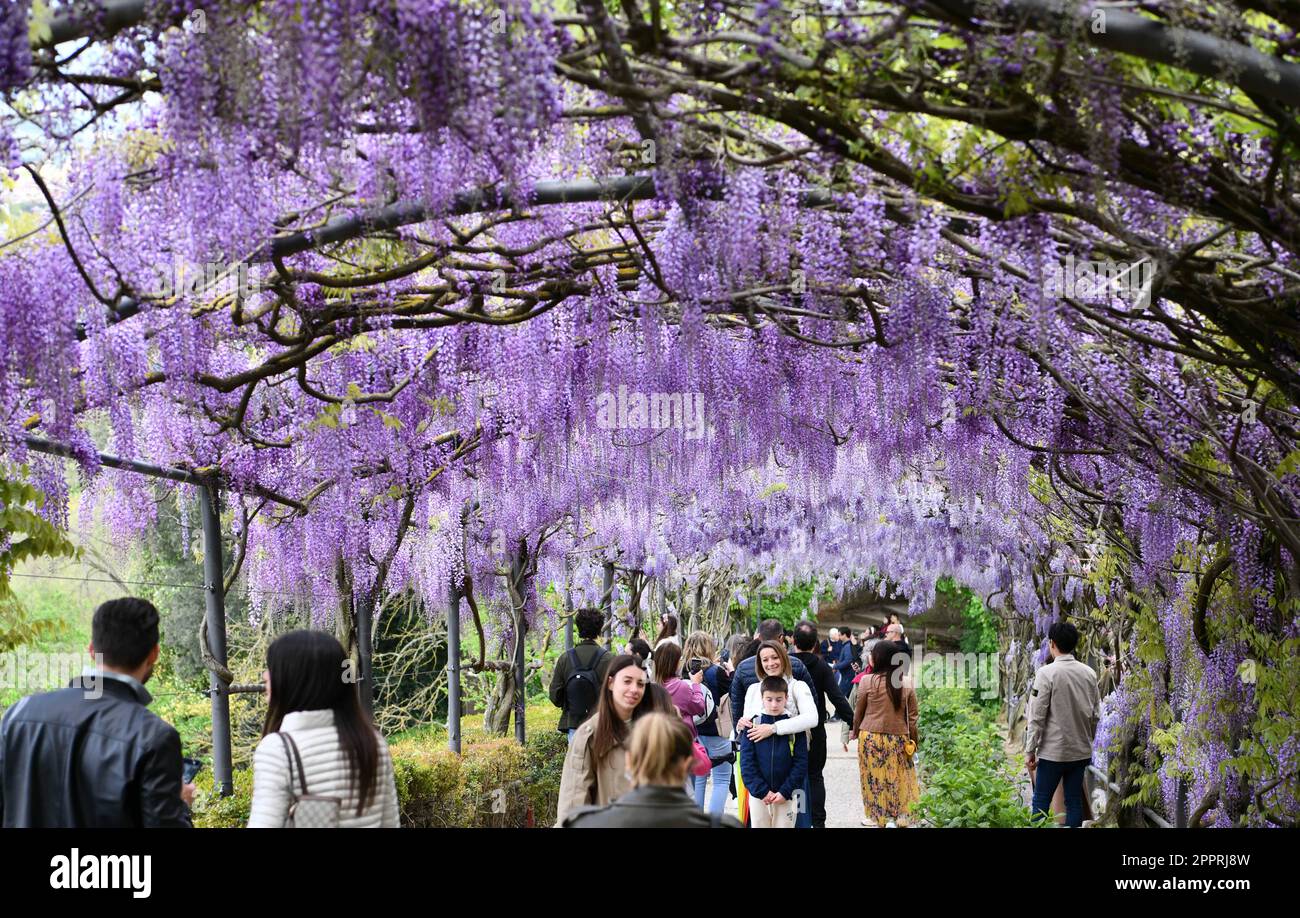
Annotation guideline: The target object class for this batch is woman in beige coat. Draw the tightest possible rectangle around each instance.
[555,654,676,824]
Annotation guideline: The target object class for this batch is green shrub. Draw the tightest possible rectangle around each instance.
[189,725,567,828]
[522,730,567,824]
[390,742,473,827]
[191,765,255,828]
[913,683,1048,828]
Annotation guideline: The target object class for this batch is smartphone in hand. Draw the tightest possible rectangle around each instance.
[182,756,204,785]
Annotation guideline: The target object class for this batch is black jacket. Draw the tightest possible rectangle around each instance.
[561,784,743,828]
[548,641,612,731]
[0,675,192,827]
[793,650,855,726]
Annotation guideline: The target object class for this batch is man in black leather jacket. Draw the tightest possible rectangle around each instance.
[792,621,855,829]
[0,597,193,827]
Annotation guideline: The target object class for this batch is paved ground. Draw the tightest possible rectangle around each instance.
[823,720,866,827]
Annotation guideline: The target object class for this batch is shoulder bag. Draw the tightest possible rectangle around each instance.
[277,731,342,828]
[902,694,917,759]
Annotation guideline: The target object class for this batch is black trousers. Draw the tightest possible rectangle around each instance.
[808,723,828,828]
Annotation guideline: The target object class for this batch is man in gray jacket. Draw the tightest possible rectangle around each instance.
[1026,621,1100,827]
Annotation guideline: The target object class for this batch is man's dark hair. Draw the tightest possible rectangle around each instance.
[760,676,787,697]
[627,638,652,664]
[574,607,604,641]
[91,597,160,669]
[793,621,818,651]
[1049,621,1080,655]
[757,618,784,641]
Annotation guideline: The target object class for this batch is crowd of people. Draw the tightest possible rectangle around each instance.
[554,610,925,829]
[0,597,1099,829]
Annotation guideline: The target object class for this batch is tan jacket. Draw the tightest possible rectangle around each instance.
[851,674,918,741]
[554,716,631,826]
[1026,654,1100,762]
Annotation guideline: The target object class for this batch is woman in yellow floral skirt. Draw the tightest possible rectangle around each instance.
[849,640,919,827]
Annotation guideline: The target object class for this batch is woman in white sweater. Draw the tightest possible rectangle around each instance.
[736,640,818,740]
[734,640,818,827]
[248,630,400,828]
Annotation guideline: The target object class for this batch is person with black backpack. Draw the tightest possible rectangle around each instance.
[549,607,613,741]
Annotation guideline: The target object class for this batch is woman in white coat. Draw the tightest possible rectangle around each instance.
[735,640,818,741]
[248,630,399,828]
[734,639,818,826]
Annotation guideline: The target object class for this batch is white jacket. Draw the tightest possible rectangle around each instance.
[741,676,818,736]
[248,709,400,828]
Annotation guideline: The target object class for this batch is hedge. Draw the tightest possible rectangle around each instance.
[912,683,1047,828]
[192,726,568,828]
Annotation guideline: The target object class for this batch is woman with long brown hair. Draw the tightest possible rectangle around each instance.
[249,630,398,827]
[652,639,707,735]
[554,654,676,824]
[654,611,681,646]
[849,640,920,827]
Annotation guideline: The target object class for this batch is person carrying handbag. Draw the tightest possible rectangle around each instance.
[684,631,736,816]
[848,641,919,828]
[248,630,400,828]
[275,731,342,828]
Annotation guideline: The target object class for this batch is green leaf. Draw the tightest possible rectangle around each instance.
[28,0,54,45]
[1003,187,1031,218]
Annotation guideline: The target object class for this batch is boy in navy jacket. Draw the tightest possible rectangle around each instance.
[739,676,809,828]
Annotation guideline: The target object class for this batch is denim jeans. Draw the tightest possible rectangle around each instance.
[567,728,576,744]
[692,733,733,816]
[1031,757,1090,827]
